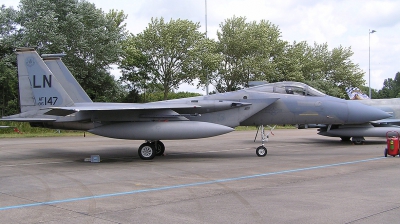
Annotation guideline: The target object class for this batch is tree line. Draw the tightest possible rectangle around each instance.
[1,0,398,117]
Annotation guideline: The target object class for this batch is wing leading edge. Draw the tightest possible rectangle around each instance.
[44,103,204,116]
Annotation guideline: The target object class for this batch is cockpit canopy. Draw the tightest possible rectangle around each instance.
[248,81,326,97]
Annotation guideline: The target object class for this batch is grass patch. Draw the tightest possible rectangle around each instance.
[0,132,89,138]
[0,121,88,138]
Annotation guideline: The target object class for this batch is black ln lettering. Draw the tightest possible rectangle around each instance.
[43,75,52,88]
[33,75,41,88]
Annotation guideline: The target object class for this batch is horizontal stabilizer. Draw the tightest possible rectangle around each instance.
[0,126,13,128]
[0,117,56,122]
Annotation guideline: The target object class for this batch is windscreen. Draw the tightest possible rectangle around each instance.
[248,82,326,96]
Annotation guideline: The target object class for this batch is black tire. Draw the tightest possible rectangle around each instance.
[352,139,364,145]
[384,148,388,157]
[340,137,351,142]
[138,143,156,160]
[256,146,267,157]
[153,141,165,156]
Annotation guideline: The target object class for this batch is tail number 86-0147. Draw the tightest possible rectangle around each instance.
[37,96,58,106]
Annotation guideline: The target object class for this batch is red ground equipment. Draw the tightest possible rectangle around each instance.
[384,131,400,157]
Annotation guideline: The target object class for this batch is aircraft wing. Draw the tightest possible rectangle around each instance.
[44,103,204,116]
[44,101,253,116]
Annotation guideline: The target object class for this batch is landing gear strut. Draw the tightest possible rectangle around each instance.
[254,125,276,157]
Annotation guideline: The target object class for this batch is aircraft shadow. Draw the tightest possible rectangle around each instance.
[1,137,387,164]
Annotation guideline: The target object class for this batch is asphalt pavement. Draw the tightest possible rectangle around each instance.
[0,129,399,223]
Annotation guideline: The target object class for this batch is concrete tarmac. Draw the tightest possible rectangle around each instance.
[1,129,400,223]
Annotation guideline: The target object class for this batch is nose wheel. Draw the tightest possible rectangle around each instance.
[256,146,267,157]
[254,125,275,157]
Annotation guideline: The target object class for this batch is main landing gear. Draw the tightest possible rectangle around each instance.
[138,140,165,160]
[340,136,365,145]
[254,125,276,157]
[351,137,365,145]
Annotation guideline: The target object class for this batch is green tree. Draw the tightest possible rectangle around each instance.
[378,72,400,98]
[119,34,152,98]
[0,46,18,116]
[292,43,365,98]
[13,0,128,102]
[273,41,309,83]
[358,85,379,99]
[145,91,202,102]
[214,15,364,97]
[0,5,19,116]
[214,16,286,92]
[0,5,19,40]
[324,46,365,90]
[192,38,222,92]
[120,18,206,100]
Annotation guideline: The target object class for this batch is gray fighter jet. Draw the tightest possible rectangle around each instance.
[1,48,391,159]
[317,97,400,144]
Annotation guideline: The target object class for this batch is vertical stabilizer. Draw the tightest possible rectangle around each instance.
[42,54,92,103]
[346,87,370,100]
[16,48,75,113]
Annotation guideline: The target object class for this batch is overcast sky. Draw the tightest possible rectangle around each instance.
[4,0,400,94]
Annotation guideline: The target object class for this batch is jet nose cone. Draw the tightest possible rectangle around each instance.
[347,101,391,123]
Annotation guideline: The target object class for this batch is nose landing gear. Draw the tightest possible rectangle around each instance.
[254,125,275,157]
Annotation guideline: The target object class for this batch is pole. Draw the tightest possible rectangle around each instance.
[368,29,376,99]
[205,0,209,95]
[369,29,371,99]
